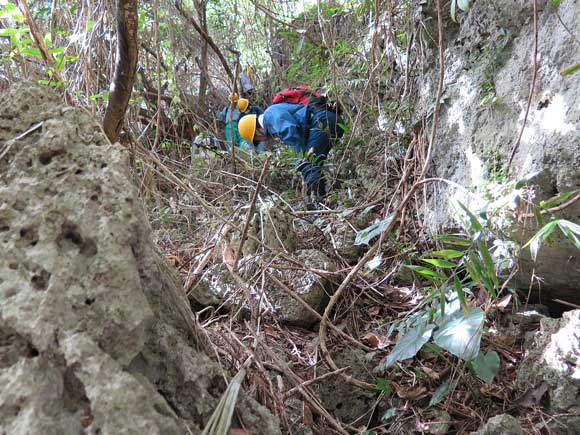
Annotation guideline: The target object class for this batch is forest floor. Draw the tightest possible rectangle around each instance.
[146,146,547,435]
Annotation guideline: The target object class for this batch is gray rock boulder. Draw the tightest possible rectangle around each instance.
[516,310,580,434]
[270,249,336,327]
[317,348,376,423]
[191,249,336,328]
[421,0,580,302]
[241,196,298,255]
[470,414,522,435]
[0,82,279,434]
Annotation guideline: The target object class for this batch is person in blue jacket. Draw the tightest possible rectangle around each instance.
[238,100,344,207]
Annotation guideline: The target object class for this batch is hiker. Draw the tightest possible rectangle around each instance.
[217,95,265,152]
[237,98,344,207]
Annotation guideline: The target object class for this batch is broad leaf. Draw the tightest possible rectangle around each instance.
[21,47,43,59]
[470,351,500,384]
[434,307,484,361]
[355,214,394,245]
[457,0,471,11]
[381,323,435,368]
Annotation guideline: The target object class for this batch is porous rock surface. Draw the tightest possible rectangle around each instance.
[0,82,279,434]
[516,310,580,434]
[421,0,580,302]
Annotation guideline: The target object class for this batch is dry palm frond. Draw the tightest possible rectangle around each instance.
[201,363,248,435]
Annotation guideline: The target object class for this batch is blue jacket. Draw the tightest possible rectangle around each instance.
[262,103,344,184]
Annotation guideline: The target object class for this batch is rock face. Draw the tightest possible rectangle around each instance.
[421,1,580,302]
[0,83,279,434]
[517,310,580,434]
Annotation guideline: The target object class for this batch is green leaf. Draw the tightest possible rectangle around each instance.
[0,28,17,37]
[540,190,578,209]
[381,323,435,368]
[430,249,465,259]
[375,378,393,396]
[435,233,471,247]
[523,220,559,261]
[552,0,562,5]
[21,47,43,59]
[355,214,394,245]
[453,276,468,314]
[405,265,447,282]
[434,307,484,361]
[477,241,498,294]
[558,220,580,249]
[470,351,500,384]
[532,206,545,227]
[457,201,483,232]
[429,382,450,406]
[422,258,456,269]
[561,63,580,76]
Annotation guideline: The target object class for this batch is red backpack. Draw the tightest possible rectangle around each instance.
[272,86,321,106]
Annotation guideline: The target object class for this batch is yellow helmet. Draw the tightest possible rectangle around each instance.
[228,92,239,102]
[237,98,249,112]
[238,114,257,143]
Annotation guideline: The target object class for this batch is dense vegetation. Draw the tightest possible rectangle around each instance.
[2,0,579,434]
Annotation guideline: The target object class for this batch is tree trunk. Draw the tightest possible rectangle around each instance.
[103,0,139,143]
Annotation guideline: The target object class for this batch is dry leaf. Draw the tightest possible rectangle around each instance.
[495,294,512,310]
[302,402,314,426]
[222,242,236,264]
[228,429,251,435]
[363,333,392,350]
[422,366,440,381]
[396,385,428,400]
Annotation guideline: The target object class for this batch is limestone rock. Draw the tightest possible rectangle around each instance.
[470,414,522,435]
[242,197,298,255]
[516,310,580,433]
[0,82,280,435]
[329,220,362,263]
[270,249,336,327]
[421,0,580,302]
[317,348,376,422]
[191,250,336,328]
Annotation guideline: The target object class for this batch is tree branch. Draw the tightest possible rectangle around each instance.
[103,0,139,142]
